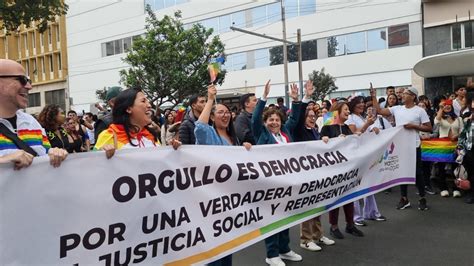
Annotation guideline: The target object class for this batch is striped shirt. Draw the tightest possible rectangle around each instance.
[0,111,50,156]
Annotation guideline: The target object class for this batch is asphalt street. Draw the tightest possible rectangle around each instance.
[233,186,474,266]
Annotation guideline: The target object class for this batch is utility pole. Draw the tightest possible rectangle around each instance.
[281,0,290,106]
[230,2,304,106]
[297,28,303,96]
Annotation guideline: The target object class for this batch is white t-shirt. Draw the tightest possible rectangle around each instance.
[345,114,365,130]
[389,105,430,147]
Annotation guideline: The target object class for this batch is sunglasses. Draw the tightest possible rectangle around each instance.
[0,75,32,86]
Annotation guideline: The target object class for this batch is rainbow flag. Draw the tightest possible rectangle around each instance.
[323,111,338,126]
[208,56,225,83]
[174,105,187,122]
[421,138,457,162]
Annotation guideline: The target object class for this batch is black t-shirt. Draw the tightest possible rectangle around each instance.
[320,124,353,139]
[6,116,17,131]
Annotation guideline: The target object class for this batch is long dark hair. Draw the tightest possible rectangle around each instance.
[348,96,365,115]
[212,103,239,145]
[112,88,155,146]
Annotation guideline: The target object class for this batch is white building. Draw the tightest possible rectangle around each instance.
[66,0,423,112]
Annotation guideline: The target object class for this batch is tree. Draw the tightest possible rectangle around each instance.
[308,68,338,101]
[0,0,68,33]
[120,6,226,108]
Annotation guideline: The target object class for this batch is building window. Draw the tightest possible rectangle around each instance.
[123,37,132,51]
[45,89,66,111]
[145,0,188,11]
[32,58,37,78]
[452,21,474,50]
[48,27,52,45]
[232,11,246,28]
[254,48,270,68]
[388,24,409,48]
[28,93,41,107]
[302,39,317,61]
[269,46,283,65]
[48,55,54,73]
[328,36,345,57]
[58,53,62,70]
[465,21,473,48]
[56,24,60,43]
[219,15,231,34]
[299,0,316,16]
[25,60,30,76]
[345,32,365,54]
[23,33,28,51]
[114,39,123,54]
[41,57,45,74]
[226,52,247,71]
[32,31,36,49]
[367,28,387,51]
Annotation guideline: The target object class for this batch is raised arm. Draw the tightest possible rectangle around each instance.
[198,85,216,125]
[252,80,271,140]
[370,83,391,117]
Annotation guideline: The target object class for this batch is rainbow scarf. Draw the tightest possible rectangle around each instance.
[94,124,158,150]
[323,111,339,126]
[0,129,50,151]
[421,138,457,162]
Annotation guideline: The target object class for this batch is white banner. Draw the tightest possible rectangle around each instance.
[0,127,416,265]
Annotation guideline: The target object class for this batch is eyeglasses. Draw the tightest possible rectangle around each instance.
[215,111,231,116]
[0,75,32,86]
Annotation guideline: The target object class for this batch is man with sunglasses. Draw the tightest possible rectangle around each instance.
[0,59,68,169]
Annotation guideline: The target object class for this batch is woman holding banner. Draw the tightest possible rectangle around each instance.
[94,88,180,158]
[194,85,251,266]
[346,96,387,226]
[252,80,303,266]
[434,99,463,198]
[292,81,336,252]
[321,101,364,240]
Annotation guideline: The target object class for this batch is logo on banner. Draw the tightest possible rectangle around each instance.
[370,142,399,172]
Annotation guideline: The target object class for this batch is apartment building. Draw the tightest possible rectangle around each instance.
[0,16,69,114]
[414,0,474,99]
[66,0,423,112]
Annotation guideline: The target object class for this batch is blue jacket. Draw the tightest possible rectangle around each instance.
[251,99,302,145]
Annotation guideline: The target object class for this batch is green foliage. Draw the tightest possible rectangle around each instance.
[308,68,338,101]
[120,6,226,107]
[0,0,68,33]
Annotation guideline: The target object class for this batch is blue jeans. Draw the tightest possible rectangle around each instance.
[264,229,291,258]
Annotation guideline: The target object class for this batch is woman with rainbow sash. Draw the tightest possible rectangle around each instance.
[94,88,180,158]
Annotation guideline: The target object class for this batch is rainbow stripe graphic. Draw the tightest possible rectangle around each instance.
[0,129,49,151]
[323,111,338,126]
[165,177,414,265]
[421,138,457,162]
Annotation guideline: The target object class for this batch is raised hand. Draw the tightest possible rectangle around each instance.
[208,84,217,102]
[369,82,376,97]
[262,79,271,99]
[289,83,299,101]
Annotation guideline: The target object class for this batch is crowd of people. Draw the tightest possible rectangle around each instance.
[1,58,474,266]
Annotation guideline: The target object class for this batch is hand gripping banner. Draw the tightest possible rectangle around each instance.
[0,127,416,265]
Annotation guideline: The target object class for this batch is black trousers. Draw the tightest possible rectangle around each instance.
[401,147,425,198]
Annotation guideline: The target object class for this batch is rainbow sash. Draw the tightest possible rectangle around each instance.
[421,138,457,162]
